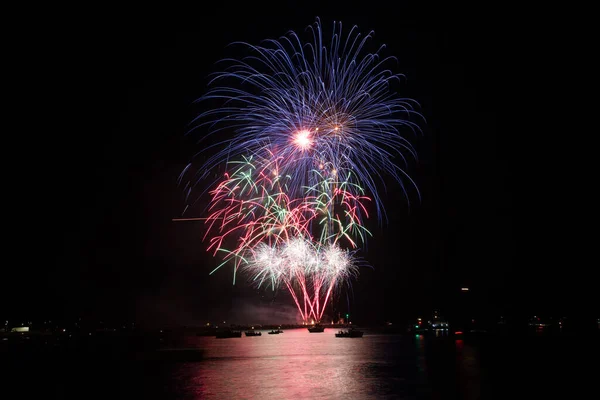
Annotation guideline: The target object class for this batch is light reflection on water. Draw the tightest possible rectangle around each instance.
[167,329,468,399]
[6,329,592,399]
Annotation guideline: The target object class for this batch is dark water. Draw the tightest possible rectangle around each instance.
[4,329,598,399]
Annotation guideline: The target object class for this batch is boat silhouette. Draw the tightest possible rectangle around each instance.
[335,327,363,337]
[215,330,242,338]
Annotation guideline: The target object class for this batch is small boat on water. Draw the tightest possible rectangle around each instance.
[335,328,363,338]
[268,329,283,334]
[308,324,325,333]
[245,330,262,336]
[215,330,242,339]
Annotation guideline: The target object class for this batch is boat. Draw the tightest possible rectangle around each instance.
[408,317,429,334]
[245,330,262,336]
[408,311,450,335]
[308,324,325,333]
[335,328,364,338]
[215,330,242,338]
[268,330,281,334]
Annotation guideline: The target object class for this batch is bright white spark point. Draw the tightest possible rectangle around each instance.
[293,130,312,150]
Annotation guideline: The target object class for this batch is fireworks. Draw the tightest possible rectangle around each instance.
[189,17,422,216]
[203,153,371,275]
[183,18,421,323]
[244,238,359,322]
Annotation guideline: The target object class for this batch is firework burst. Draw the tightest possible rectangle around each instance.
[180,18,422,323]
[244,237,359,322]
[203,153,371,278]
[186,17,422,218]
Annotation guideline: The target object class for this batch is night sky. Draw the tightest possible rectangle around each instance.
[6,5,591,327]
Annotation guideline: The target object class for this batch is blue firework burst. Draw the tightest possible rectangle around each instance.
[185,17,423,220]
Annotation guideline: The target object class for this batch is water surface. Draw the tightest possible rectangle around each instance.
[4,328,596,399]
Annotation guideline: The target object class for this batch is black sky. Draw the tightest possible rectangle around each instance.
[5,4,591,326]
